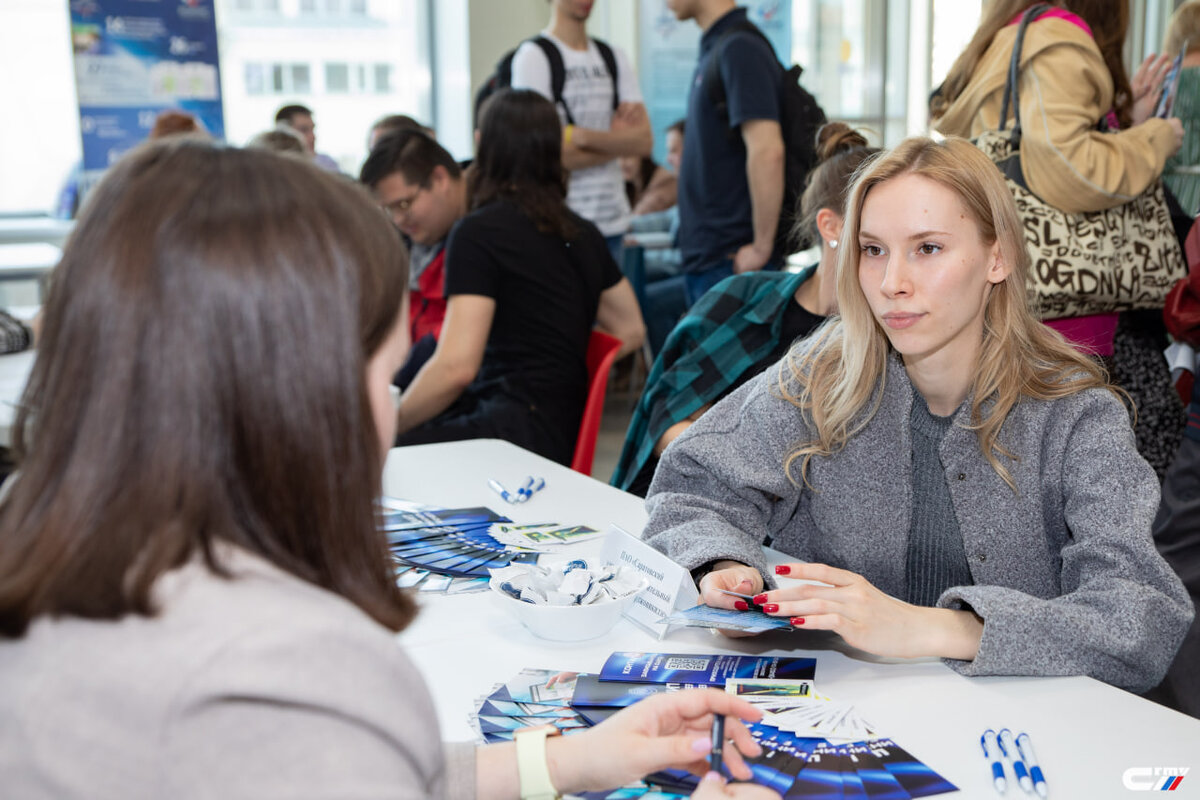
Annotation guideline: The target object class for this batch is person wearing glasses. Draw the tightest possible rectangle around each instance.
[361,130,469,387]
[393,89,645,465]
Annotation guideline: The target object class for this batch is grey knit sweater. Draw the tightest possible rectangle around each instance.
[906,393,973,606]
[644,350,1193,692]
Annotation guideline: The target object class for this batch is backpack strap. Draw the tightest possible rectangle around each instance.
[591,37,621,110]
[530,35,575,126]
[703,20,778,128]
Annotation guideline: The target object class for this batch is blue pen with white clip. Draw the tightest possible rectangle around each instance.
[998,729,1032,794]
[522,477,546,502]
[1015,733,1048,798]
[515,476,535,502]
[487,479,518,504]
[981,729,1007,795]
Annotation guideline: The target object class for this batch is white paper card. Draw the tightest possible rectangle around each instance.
[600,525,699,639]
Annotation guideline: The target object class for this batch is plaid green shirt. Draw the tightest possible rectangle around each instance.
[611,268,817,492]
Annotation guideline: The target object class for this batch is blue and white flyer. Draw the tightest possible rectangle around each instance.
[600,652,816,686]
[68,0,225,195]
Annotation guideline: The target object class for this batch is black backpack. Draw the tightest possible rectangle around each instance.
[474,36,619,127]
[703,21,827,257]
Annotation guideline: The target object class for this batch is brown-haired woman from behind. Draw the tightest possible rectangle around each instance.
[0,138,781,800]
[610,122,879,497]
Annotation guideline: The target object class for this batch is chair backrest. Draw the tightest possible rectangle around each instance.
[571,329,623,476]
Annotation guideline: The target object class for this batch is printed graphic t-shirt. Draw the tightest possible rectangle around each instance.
[510,33,643,237]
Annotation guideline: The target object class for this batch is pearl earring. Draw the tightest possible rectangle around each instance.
[828,239,838,249]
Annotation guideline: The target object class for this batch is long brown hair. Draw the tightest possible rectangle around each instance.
[0,139,415,637]
[782,137,1113,492]
[470,89,577,240]
[932,0,1133,128]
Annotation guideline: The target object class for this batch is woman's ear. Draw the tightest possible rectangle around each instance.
[987,241,1011,285]
[815,208,843,247]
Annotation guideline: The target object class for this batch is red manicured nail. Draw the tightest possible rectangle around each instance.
[790,617,805,626]
[752,594,768,605]
[762,603,779,613]
[775,565,791,575]
[734,600,748,611]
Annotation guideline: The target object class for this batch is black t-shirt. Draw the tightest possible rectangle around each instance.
[444,199,623,446]
[677,7,781,273]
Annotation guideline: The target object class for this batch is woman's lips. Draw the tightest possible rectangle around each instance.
[881,313,924,330]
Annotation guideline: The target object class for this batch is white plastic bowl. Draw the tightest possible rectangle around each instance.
[490,582,645,642]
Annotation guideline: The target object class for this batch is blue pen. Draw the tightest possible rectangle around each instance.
[1015,733,1048,798]
[521,477,546,502]
[487,479,517,504]
[981,729,1007,795]
[998,729,1031,794]
[515,476,535,502]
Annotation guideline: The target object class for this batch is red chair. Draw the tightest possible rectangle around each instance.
[571,330,623,476]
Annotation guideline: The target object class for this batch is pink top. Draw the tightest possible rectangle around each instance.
[1044,314,1119,357]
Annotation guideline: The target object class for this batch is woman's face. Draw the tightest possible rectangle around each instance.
[365,302,410,460]
[856,173,1009,372]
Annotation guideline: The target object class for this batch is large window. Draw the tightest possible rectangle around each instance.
[0,0,431,215]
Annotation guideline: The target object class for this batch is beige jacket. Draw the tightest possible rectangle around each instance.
[0,546,476,800]
[935,17,1177,213]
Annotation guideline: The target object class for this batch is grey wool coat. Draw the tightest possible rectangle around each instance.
[644,351,1193,693]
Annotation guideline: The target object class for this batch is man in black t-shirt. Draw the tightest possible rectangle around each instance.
[667,0,785,305]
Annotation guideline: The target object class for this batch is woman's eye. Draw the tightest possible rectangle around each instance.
[860,244,883,257]
[917,243,942,255]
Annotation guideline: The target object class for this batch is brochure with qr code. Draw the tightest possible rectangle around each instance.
[599,652,817,686]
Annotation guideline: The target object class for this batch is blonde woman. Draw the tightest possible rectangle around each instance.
[643,136,1192,693]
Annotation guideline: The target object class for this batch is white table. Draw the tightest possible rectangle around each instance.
[0,243,59,300]
[0,216,73,246]
[385,439,1200,799]
[0,350,36,448]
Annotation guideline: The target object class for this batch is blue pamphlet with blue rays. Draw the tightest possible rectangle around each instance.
[600,652,817,686]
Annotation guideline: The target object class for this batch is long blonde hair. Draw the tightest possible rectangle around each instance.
[782,137,1113,492]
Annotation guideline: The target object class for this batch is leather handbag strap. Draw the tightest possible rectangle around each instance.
[998,3,1051,145]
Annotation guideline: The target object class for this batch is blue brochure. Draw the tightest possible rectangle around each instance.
[600,652,816,686]
[570,674,705,708]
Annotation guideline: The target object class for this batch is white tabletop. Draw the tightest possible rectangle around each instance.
[0,350,35,448]
[385,439,1200,799]
[0,243,60,280]
[0,216,73,246]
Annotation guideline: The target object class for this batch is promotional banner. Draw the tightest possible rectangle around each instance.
[638,0,791,163]
[68,0,225,197]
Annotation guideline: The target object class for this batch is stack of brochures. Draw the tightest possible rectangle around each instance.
[379,497,603,594]
[470,653,958,799]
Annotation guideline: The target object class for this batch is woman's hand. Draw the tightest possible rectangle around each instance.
[759,563,983,660]
[691,771,782,800]
[697,562,765,609]
[548,688,765,793]
[1131,52,1174,126]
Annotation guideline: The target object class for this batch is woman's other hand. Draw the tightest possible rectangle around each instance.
[550,688,764,793]
[760,563,983,660]
[697,562,765,609]
[1131,52,1173,126]
[691,771,782,800]
[1167,116,1186,155]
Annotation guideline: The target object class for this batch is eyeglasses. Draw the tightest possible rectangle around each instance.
[383,185,426,216]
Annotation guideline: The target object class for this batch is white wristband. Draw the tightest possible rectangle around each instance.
[514,724,561,800]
